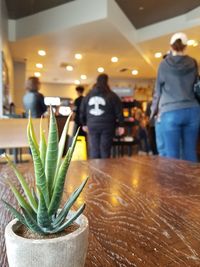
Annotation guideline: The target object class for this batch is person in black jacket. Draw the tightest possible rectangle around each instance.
[80,74,124,159]
[23,77,47,118]
[73,85,85,136]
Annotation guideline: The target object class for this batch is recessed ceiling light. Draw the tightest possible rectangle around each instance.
[132,70,138,75]
[74,80,80,85]
[187,40,195,46]
[193,41,199,47]
[75,53,82,60]
[36,63,43,69]
[38,50,46,56]
[111,57,119,63]
[80,74,87,80]
[66,65,74,71]
[139,6,144,11]
[154,52,162,58]
[34,72,41,77]
[97,67,104,73]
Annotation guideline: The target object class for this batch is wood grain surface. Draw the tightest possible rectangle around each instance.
[1,156,200,266]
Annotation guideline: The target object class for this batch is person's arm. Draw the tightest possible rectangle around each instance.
[113,95,124,127]
[79,97,87,126]
[150,66,163,119]
[39,93,47,114]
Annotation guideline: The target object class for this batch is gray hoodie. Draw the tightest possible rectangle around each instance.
[151,54,199,117]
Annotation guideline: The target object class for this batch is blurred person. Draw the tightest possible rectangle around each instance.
[80,73,124,159]
[73,85,85,136]
[23,77,47,118]
[151,32,200,162]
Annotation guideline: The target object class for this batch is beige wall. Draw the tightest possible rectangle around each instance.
[40,82,90,100]
[0,0,14,117]
[13,61,26,113]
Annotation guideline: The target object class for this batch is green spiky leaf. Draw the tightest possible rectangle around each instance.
[8,182,35,218]
[50,204,86,234]
[55,113,72,176]
[2,199,27,226]
[4,154,38,212]
[53,177,89,227]
[21,207,43,234]
[45,107,58,197]
[39,117,47,168]
[37,187,51,228]
[28,118,49,206]
[48,129,79,216]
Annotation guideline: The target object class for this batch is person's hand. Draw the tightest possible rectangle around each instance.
[117,127,125,136]
[82,126,88,133]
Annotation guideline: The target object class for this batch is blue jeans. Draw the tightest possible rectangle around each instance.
[155,120,166,156]
[161,107,200,162]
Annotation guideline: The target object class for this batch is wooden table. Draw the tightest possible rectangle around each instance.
[1,156,200,266]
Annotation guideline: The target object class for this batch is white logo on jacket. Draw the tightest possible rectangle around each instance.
[88,96,106,116]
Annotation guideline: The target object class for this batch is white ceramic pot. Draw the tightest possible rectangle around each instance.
[5,212,89,267]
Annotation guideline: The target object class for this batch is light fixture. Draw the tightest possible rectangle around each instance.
[74,80,80,85]
[38,50,46,56]
[34,72,41,77]
[132,70,138,75]
[80,74,87,80]
[187,40,195,46]
[66,65,74,71]
[36,63,43,69]
[97,67,104,73]
[193,41,199,47]
[139,6,144,11]
[75,53,82,60]
[154,52,162,58]
[111,57,119,63]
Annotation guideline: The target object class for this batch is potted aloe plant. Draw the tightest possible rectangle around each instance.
[2,108,89,267]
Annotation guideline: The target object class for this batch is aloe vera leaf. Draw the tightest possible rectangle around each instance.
[21,207,43,234]
[28,114,39,152]
[28,120,49,206]
[4,154,38,212]
[56,113,72,176]
[8,182,36,219]
[2,199,27,226]
[50,204,85,234]
[48,129,79,216]
[53,177,89,227]
[45,107,58,197]
[37,187,51,228]
[31,188,38,205]
[39,117,47,168]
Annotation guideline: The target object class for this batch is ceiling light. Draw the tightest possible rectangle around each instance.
[36,63,43,69]
[66,65,74,71]
[193,41,199,47]
[154,52,162,58]
[38,50,46,56]
[34,72,41,77]
[139,6,144,11]
[111,57,119,63]
[74,80,80,85]
[132,70,138,75]
[187,40,195,46]
[97,67,104,73]
[75,53,82,60]
[80,75,87,80]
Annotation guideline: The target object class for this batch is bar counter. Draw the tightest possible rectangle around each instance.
[1,156,200,266]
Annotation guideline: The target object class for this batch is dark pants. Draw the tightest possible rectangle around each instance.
[88,128,115,159]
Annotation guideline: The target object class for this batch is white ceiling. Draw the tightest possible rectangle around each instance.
[8,0,200,85]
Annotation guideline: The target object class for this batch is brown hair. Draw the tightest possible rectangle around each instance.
[26,76,40,92]
[171,39,186,52]
[96,73,110,92]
